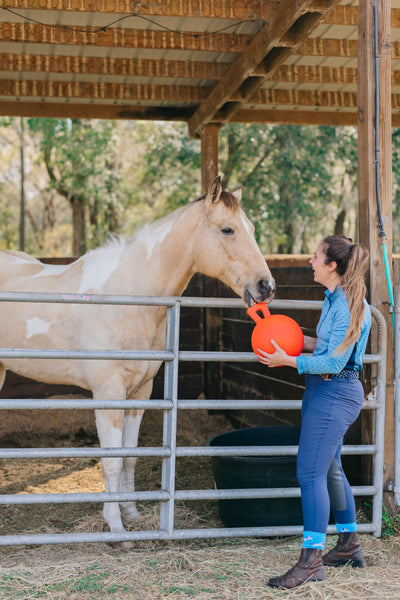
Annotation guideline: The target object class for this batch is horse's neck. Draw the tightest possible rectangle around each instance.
[122,203,198,297]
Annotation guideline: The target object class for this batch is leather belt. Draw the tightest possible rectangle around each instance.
[321,369,359,381]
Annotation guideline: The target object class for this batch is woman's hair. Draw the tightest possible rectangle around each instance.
[322,235,369,354]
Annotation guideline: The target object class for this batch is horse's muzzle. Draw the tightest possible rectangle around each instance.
[245,279,275,306]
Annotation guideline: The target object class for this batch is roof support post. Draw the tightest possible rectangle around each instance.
[358,0,394,507]
[201,124,220,194]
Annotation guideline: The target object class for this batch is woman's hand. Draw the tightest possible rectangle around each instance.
[257,340,298,369]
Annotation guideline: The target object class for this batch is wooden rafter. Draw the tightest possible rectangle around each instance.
[0,79,212,102]
[3,20,400,62]
[0,22,252,53]
[187,0,342,138]
[1,1,399,28]
[0,53,230,80]
[4,52,400,90]
[0,0,276,20]
[2,100,400,129]
[4,72,400,112]
[0,78,357,106]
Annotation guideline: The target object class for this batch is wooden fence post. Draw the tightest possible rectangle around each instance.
[358,0,394,506]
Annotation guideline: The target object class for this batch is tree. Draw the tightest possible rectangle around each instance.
[27,118,121,255]
[219,124,358,253]
[0,117,375,257]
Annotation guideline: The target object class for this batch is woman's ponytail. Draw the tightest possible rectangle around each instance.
[323,236,369,354]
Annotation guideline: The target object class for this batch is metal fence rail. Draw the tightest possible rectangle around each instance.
[0,293,387,545]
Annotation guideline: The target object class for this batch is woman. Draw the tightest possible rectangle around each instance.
[257,235,371,590]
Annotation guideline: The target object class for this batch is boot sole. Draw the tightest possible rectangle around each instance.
[323,558,364,569]
[267,577,325,589]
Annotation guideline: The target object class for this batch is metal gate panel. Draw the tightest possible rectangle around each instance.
[0,293,386,545]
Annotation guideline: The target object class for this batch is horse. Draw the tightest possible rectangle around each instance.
[0,176,275,546]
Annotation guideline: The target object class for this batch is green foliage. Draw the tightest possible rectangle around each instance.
[137,121,201,213]
[391,129,400,253]
[381,504,400,537]
[0,116,397,257]
[218,124,358,253]
[27,117,122,252]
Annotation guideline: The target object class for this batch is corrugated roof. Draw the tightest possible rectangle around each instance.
[0,0,397,135]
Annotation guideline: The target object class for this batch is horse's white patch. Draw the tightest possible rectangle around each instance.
[31,264,69,277]
[26,317,53,339]
[78,246,125,293]
[139,218,174,260]
[240,214,254,238]
[10,255,39,265]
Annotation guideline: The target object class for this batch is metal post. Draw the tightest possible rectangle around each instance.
[0,294,387,545]
[160,302,180,535]
[370,306,387,535]
[393,284,400,504]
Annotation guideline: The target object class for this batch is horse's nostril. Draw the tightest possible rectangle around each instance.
[257,279,275,297]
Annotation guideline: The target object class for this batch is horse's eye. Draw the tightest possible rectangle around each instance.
[221,227,235,236]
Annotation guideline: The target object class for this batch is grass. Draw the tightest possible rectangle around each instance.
[381,505,400,537]
[1,533,400,600]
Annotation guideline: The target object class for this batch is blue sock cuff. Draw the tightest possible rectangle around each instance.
[302,531,326,550]
[336,522,357,533]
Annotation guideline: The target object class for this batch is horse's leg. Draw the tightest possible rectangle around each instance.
[0,363,6,390]
[94,381,128,546]
[119,380,153,522]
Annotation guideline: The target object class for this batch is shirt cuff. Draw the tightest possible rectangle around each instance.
[296,355,306,374]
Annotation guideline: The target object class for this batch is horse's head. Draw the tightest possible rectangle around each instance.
[191,176,275,306]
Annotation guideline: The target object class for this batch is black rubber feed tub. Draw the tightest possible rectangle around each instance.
[206,426,303,528]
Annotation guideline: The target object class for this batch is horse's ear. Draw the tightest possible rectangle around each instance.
[206,176,223,205]
[231,187,242,203]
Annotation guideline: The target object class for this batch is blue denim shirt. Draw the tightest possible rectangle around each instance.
[296,286,371,375]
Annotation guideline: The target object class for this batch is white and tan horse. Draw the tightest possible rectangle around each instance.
[0,176,275,545]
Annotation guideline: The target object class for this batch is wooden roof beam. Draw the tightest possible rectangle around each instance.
[8,53,395,88]
[0,78,212,102]
[187,0,342,138]
[4,53,400,88]
[4,75,400,111]
[4,22,400,60]
[0,0,278,20]
[0,22,253,53]
[0,100,194,120]
[0,53,229,80]
[2,1,398,28]
[2,100,400,129]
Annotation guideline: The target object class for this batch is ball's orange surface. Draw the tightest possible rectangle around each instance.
[251,314,304,357]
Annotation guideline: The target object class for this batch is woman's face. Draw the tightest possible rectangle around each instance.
[310,243,332,286]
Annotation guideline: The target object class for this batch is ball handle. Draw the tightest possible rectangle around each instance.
[247,302,271,323]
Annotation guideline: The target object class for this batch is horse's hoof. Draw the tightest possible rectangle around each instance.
[121,505,140,522]
[109,540,133,551]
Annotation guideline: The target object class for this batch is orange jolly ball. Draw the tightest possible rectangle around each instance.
[247,303,304,358]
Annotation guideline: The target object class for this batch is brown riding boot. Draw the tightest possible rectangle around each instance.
[322,532,364,568]
[267,548,326,589]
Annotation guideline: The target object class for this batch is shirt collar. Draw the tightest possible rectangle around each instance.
[324,285,344,301]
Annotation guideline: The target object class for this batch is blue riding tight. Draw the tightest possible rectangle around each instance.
[297,374,365,549]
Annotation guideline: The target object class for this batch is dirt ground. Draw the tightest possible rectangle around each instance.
[1,406,400,599]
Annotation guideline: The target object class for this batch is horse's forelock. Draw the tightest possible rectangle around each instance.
[220,190,240,211]
[191,190,240,211]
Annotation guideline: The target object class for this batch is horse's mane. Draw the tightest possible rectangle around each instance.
[90,189,241,256]
[191,190,240,211]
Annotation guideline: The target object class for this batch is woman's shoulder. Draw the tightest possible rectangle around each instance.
[329,286,349,309]
[363,299,372,323]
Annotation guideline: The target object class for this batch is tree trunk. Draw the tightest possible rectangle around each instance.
[278,179,294,253]
[334,208,346,236]
[70,193,86,256]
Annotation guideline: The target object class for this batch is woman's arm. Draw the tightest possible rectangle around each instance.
[302,335,317,352]
[256,335,316,370]
[256,340,298,369]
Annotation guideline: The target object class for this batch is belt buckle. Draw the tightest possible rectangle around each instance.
[322,374,331,381]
